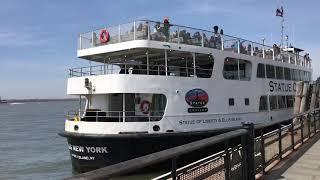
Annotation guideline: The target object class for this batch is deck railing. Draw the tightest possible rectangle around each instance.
[78,20,311,68]
[67,110,164,122]
[69,62,213,78]
[66,108,320,180]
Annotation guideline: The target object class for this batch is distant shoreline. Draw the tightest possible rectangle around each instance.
[2,98,78,103]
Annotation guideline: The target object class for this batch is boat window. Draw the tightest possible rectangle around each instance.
[223,58,238,80]
[127,93,166,122]
[269,95,278,110]
[307,72,311,81]
[165,50,214,78]
[266,64,275,79]
[259,96,268,111]
[223,58,251,80]
[85,93,166,122]
[257,63,265,78]
[299,70,304,81]
[275,66,284,80]
[195,53,214,78]
[239,59,251,80]
[278,95,286,109]
[294,69,300,81]
[290,69,295,81]
[303,71,308,81]
[286,95,294,108]
[245,98,250,106]
[229,98,235,106]
[284,67,291,80]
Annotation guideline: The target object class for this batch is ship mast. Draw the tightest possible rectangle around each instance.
[281,14,284,48]
[276,6,285,47]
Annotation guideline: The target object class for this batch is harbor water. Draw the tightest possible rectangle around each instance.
[0,101,74,179]
[0,100,165,180]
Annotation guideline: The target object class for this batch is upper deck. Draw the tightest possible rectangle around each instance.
[77,20,311,68]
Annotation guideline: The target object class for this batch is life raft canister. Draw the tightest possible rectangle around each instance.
[140,100,151,114]
[99,29,110,44]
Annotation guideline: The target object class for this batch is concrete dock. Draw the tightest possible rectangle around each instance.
[264,132,320,180]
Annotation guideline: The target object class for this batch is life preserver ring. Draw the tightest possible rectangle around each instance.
[99,29,109,44]
[140,100,151,114]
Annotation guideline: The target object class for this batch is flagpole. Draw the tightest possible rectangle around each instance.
[281,15,284,48]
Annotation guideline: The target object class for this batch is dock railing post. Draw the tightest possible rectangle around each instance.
[300,116,304,144]
[314,111,317,134]
[171,157,177,180]
[291,119,295,150]
[260,128,266,174]
[241,122,255,180]
[308,113,311,138]
[224,141,231,180]
[278,124,282,160]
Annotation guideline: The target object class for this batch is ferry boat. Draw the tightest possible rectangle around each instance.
[59,19,312,172]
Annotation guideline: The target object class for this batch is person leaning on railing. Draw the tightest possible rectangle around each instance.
[162,18,171,41]
[273,44,281,60]
[209,26,222,49]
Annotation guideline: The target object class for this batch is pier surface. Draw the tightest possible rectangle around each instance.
[264,132,320,180]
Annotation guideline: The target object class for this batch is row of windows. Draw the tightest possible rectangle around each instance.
[257,63,311,81]
[259,95,294,111]
[228,98,250,106]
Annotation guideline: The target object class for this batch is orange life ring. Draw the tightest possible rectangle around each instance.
[99,29,109,44]
[140,100,151,114]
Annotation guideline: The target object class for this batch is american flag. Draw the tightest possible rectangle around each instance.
[276,6,284,17]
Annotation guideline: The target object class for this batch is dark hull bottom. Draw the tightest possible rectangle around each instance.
[61,131,231,173]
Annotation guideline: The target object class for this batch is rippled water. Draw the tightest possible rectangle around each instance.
[0,101,76,180]
[0,101,167,180]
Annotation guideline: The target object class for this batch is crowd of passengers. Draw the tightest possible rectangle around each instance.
[92,18,311,67]
[134,18,224,49]
[134,18,311,64]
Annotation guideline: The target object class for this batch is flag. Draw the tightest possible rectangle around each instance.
[276,6,284,17]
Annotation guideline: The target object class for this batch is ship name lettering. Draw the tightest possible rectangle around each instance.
[86,146,108,153]
[179,120,195,125]
[71,154,95,160]
[69,145,84,152]
[269,81,296,92]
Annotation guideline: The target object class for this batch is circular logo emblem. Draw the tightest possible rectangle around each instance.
[185,89,209,107]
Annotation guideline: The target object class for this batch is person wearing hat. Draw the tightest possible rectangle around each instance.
[163,18,170,41]
[210,25,221,49]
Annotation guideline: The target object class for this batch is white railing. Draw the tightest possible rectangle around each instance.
[69,62,213,78]
[78,20,311,68]
[67,110,164,122]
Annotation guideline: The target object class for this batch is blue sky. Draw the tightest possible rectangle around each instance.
[0,0,319,99]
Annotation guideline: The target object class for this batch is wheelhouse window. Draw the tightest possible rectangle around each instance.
[223,58,251,80]
[266,64,275,79]
[257,63,265,78]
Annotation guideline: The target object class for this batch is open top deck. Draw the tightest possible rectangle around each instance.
[77,20,311,68]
